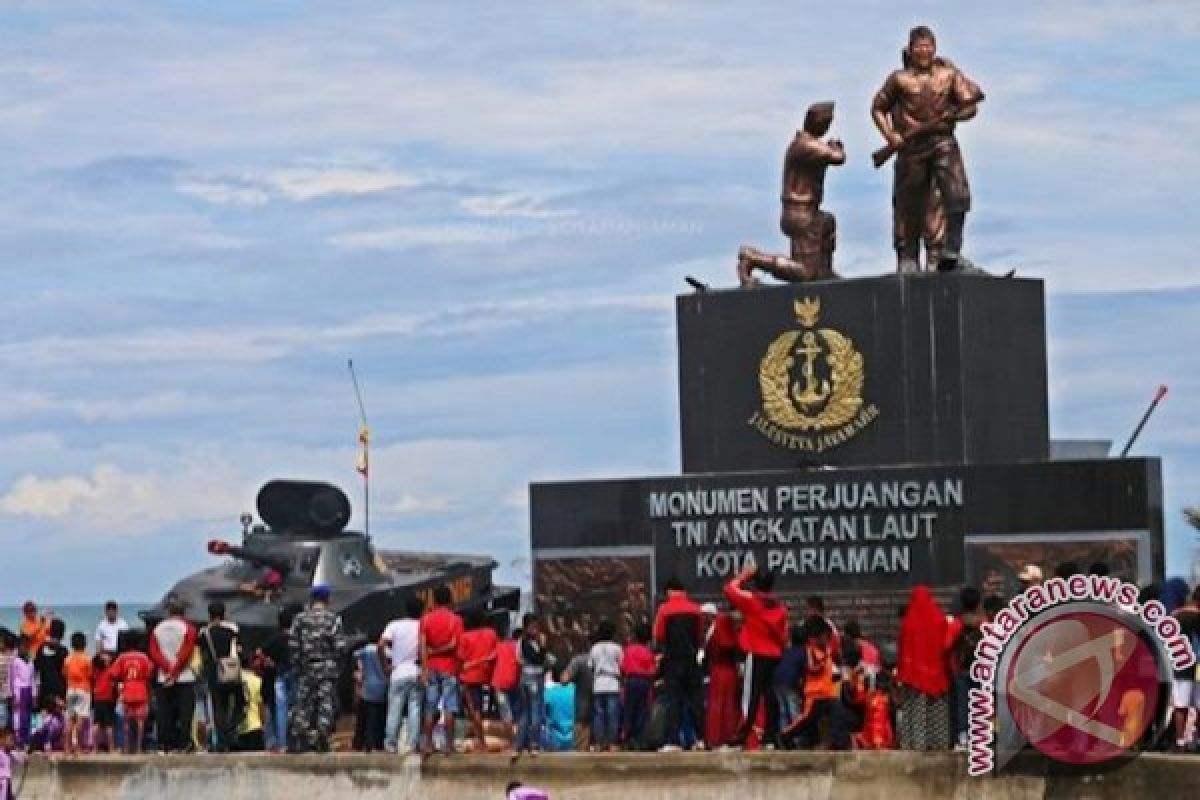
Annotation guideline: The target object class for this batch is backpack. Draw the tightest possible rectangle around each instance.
[951,612,983,672]
[204,625,242,686]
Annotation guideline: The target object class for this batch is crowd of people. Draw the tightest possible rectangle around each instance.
[3,560,1200,794]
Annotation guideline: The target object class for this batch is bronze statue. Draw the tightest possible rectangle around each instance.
[738,102,844,286]
[872,26,983,273]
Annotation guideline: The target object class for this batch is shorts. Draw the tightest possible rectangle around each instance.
[66,689,92,718]
[423,670,460,716]
[124,701,149,722]
[94,701,117,727]
[1171,679,1200,708]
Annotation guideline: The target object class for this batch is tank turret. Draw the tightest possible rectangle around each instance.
[256,480,351,536]
[142,478,521,652]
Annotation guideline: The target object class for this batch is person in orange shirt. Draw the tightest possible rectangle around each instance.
[782,618,839,748]
[18,603,51,659]
[62,633,93,755]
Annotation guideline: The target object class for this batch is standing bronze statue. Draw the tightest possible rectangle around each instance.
[872,26,984,273]
[738,102,844,286]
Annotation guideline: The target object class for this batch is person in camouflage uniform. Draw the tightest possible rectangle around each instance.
[288,585,346,752]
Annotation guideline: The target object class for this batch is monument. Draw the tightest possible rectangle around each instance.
[527,26,1164,655]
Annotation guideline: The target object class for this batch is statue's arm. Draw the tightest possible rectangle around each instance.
[951,68,985,122]
[871,73,903,146]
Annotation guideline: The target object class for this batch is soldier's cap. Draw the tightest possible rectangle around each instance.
[310,584,332,600]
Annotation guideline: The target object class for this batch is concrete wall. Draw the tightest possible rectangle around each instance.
[11,751,1200,800]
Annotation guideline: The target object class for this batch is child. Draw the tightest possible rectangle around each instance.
[63,633,93,755]
[587,620,622,752]
[7,638,34,749]
[33,619,68,715]
[236,656,266,752]
[110,635,154,754]
[619,623,656,749]
[351,643,387,752]
[91,651,117,753]
[514,615,547,757]
[1,727,25,800]
[854,671,896,750]
[0,634,13,732]
[28,696,65,753]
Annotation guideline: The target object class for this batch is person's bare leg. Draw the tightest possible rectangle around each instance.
[443,713,457,754]
[467,693,486,752]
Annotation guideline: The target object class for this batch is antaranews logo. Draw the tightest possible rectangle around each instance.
[967,575,1196,776]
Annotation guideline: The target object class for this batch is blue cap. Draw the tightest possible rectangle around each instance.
[310,584,332,600]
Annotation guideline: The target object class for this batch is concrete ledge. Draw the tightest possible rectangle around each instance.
[11,751,1200,800]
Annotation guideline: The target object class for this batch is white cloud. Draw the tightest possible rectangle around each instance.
[460,191,575,219]
[386,492,454,514]
[177,165,424,206]
[0,292,672,368]
[0,461,243,535]
[0,389,234,423]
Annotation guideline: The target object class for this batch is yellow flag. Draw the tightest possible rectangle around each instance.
[355,424,369,477]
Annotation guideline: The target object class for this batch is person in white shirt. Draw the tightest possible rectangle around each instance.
[95,601,130,654]
[379,595,424,753]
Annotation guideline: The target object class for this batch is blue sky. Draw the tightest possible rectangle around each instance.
[1,1,1197,603]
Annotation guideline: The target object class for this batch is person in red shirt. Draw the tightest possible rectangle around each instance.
[724,563,788,748]
[896,585,951,750]
[619,623,657,747]
[419,585,465,755]
[458,610,499,753]
[652,578,705,750]
[91,650,118,753]
[110,633,155,754]
[703,604,742,749]
[490,621,521,749]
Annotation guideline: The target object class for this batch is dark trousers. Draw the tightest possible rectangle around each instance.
[663,663,706,748]
[155,682,196,752]
[209,683,243,753]
[353,700,387,751]
[785,697,856,749]
[236,729,265,752]
[736,654,780,746]
[622,676,652,747]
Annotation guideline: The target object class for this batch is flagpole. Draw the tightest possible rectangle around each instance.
[348,359,370,539]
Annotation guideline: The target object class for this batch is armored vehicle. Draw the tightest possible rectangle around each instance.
[141,479,520,650]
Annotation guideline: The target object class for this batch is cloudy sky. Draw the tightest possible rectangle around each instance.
[2,1,1198,603]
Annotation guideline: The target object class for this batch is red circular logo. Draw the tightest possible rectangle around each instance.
[1004,610,1161,765]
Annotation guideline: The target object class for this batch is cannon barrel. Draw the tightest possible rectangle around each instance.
[209,540,292,577]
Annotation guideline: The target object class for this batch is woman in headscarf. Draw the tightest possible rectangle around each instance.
[896,585,951,750]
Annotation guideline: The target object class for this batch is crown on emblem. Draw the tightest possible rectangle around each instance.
[794,297,821,327]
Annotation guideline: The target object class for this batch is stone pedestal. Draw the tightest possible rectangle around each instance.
[528,273,1163,651]
[677,273,1049,472]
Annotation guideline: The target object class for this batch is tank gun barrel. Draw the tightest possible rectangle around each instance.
[207,539,292,577]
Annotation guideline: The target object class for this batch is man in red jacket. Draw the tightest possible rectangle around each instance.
[724,564,788,749]
[652,578,706,751]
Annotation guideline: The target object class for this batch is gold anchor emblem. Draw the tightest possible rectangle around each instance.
[791,330,831,408]
[756,297,865,432]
